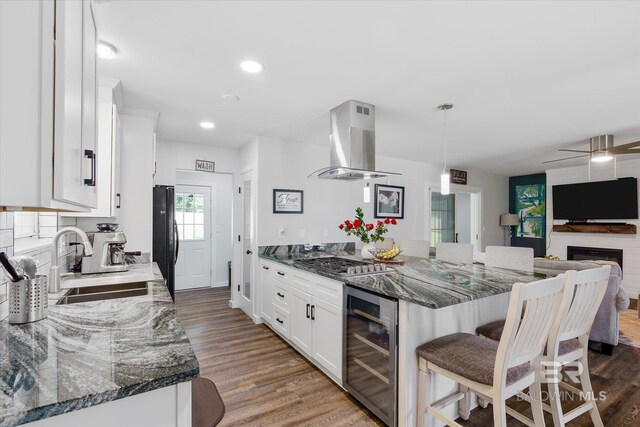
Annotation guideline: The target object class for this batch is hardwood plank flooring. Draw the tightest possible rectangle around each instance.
[176,287,640,426]
[175,287,384,426]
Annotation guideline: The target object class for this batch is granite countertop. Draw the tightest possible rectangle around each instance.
[0,259,199,427]
[259,245,547,309]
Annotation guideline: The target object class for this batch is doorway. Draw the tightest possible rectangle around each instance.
[175,185,212,290]
[238,170,255,316]
[426,185,482,251]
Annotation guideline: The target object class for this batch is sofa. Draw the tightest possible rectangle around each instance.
[533,258,630,354]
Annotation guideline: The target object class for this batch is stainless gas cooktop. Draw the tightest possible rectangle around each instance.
[292,257,393,277]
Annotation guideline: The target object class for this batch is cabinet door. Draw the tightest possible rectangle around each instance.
[81,1,97,208]
[313,298,343,380]
[259,264,273,324]
[112,104,122,214]
[53,0,86,206]
[290,288,313,357]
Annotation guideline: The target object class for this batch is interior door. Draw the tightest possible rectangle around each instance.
[174,185,211,290]
[239,171,255,316]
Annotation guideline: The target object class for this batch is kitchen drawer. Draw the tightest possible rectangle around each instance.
[272,267,290,285]
[272,282,290,312]
[314,275,343,306]
[291,271,314,294]
[272,306,290,338]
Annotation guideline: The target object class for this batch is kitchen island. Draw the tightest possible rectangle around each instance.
[259,245,547,426]
[0,260,198,427]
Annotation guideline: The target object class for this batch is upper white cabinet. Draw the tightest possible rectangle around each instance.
[0,0,98,211]
[64,81,123,218]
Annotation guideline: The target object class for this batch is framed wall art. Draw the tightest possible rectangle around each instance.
[273,189,304,214]
[374,184,404,219]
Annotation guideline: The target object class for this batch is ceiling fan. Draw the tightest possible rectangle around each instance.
[543,135,640,164]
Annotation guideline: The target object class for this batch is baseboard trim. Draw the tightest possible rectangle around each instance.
[229,300,239,309]
[211,281,228,288]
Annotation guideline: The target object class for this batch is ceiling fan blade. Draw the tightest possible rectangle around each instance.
[610,140,640,154]
[558,149,592,153]
[542,154,591,164]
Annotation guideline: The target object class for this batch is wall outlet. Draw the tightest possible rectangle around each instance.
[278,227,285,238]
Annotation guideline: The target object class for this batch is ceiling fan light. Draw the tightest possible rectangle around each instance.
[590,151,613,163]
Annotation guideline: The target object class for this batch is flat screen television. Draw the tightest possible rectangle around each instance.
[552,177,638,220]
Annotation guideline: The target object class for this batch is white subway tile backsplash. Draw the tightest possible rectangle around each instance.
[0,213,6,230]
[0,301,7,322]
[0,283,6,303]
[6,213,13,229]
[39,215,58,227]
[0,230,12,247]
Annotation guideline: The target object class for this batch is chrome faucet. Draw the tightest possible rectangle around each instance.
[49,227,93,293]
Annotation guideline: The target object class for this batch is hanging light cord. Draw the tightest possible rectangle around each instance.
[443,108,448,173]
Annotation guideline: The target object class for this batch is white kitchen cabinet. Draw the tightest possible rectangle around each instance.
[312,297,343,379]
[259,263,274,324]
[290,288,313,356]
[0,0,98,212]
[258,260,343,382]
[64,81,123,218]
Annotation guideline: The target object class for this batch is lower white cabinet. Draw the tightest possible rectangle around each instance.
[259,264,273,324]
[259,260,343,382]
[290,288,313,355]
[312,297,343,378]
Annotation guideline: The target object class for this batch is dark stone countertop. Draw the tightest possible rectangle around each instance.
[0,261,199,427]
[259,247,547,309]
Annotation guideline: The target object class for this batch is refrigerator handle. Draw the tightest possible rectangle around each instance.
[174,220,179,264]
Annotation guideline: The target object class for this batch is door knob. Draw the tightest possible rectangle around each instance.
[246,250,253,255]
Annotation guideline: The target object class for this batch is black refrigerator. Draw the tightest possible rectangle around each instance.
[153,185,178,300]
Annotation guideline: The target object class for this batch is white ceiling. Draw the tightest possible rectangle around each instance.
[94,0,640,176]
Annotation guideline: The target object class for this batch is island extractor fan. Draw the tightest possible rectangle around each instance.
[543,135,640,164]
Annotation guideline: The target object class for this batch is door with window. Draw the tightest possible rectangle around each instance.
[430,191,456,245]
[174,185,211,290]
[239,171,255,316]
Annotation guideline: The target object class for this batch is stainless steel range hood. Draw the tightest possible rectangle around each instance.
[309,100,400,180]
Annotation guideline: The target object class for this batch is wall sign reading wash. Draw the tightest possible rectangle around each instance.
[195,160,215,172]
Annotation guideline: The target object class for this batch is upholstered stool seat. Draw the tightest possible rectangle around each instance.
[416,333,531,386]
[476,320,580,355]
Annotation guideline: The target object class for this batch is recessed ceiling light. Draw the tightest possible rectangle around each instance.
[200,121,215,129]
[240,60,264,73]
[222,94,240,102]
[97,41,117,59]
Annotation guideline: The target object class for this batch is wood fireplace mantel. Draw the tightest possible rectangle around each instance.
[552,223,637,234]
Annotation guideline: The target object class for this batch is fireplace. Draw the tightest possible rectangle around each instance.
[567,246,623,272]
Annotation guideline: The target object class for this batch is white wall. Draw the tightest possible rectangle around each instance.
[455,192,471,244]
[155,139,240,185]
[546,158,640,296]
[255,137,508,250]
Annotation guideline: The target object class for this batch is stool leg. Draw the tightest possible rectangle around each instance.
[548,371,565,427]
[579,351,604,427]
[477,396,489,408]
[417,363,431,427]
[492,397,507,427]
[458,384,471,421]
[530,360,546,427]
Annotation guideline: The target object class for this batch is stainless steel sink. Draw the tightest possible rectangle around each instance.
[56,282,149,305]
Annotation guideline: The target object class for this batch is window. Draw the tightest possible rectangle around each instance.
[431,191,455,246]
[175,192,205,241]
[13,212,39,239]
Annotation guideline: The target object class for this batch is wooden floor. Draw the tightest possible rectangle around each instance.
[176,287,640,427]
[175,287,384,426]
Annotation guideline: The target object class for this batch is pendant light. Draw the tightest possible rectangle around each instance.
[363,182,371,203]
[437,103,453,195]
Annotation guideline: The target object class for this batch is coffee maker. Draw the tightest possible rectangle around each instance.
[81,224,129,274]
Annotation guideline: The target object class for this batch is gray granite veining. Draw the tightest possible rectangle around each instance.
[0,262,199,427]
[259,250,548,309]
[259,242,355,257]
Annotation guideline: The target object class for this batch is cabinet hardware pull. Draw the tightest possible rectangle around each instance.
[83,149,96,186]
[116,193,121,208]
[276,318,283,324]
[262,266,269,270]
[277,272,285,276]
[310,305,315,320]
[277,292,285,298]
[306,303,310,319]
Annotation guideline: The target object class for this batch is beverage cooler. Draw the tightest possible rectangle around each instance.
[343,286,398,426]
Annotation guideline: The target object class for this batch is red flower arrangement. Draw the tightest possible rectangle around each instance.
[339,207,397,244]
